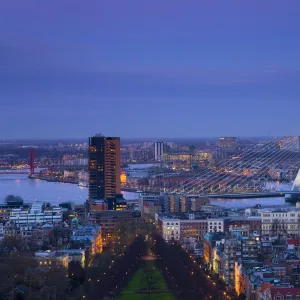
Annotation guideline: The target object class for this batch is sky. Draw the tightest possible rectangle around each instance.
[0,0,300,139]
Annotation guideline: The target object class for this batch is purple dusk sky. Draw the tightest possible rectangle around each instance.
[0,0,300,139]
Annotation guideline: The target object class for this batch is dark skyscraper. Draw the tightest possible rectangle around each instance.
[88,135,121,200]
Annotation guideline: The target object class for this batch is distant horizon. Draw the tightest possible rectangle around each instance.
[0,135,294,142]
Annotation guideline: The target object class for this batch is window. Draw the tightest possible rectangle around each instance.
[285,295,292,300]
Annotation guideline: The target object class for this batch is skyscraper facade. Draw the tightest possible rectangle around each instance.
[88,135,121,200]
[154,141,165,161]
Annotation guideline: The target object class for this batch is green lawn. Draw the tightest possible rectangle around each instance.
[118,262,175,300]
[118,292,175,300]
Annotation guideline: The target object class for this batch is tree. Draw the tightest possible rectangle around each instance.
[69,261,85,288]
[0,252,38,297]
[0,236,23,253]
[87,235,147,299]
[41,264,69,300]
[5,195,24,204]
[150,233,227,299]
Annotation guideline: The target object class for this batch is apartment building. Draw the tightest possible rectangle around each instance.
[89,210,141,243]
[9,202,63,225]
[35,250,69,269]
[157,216,181,241]
[261,209,300,236]
[71,225,102,256]
[207,219,224,233]
[157,213,211,241]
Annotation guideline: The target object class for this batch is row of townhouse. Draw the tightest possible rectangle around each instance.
[261,208,300,236]
[156,212,261,242]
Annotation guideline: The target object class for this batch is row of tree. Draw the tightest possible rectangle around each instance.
[151,233,229,300]
[0,234,147,300]
[84,234,147,299]
[0,251,69,300]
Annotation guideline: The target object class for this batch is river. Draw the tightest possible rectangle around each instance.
[209,197,291,209]
[0,173,293,209]
[0,174,138,206]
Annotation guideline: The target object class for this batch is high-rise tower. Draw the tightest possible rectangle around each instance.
[154,141,165,161]
[88,135,121,200]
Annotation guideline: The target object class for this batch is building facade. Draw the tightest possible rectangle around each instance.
[261,209,300,236]
[89,210,141,244]
[207,219,224,233]
[88,135,121,200]
[9,202,63,225]
[154,141,165,161]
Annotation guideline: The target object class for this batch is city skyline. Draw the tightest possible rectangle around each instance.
[1,0,300,138]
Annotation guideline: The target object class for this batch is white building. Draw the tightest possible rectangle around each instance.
[154,141,165,161]
[261,209,300,236]
[207,219,224,233]
[35,250,69,269]
[10,202,63,225]
[159,216,180,241]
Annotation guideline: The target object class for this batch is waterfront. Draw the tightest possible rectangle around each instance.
[0,173,294,208]
[209,196,292,208]
[0,174,138,205]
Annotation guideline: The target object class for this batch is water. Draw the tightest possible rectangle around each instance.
[0,173,293,209]
[0,174,138,205]
[210,197,291,209]
[128,164,155,169]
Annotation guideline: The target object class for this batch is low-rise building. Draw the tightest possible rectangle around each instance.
[9,202,63,225]
[71,225,102,256]
[60,249,85,267]
[138,194,160,211]
[156,213,210,241]
[229,224,250,237]
[179,195,209,212]
[157,215,180,241]
[270,287,300,300]
[261,208,300,236]
[35,250,69,269]
[203,232,227,265]
[89,210,141,244]
[207,218,224,233]
[224,216,261,234]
